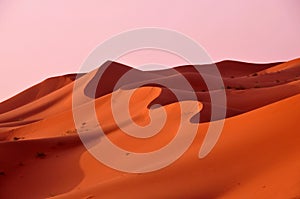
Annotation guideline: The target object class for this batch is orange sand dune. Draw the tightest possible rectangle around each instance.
[258,58,300,74]
[0,59,300,198]
[0,74,83,115]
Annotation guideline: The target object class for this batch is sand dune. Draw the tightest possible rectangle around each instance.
[0,74,82,114]
[0,59,300,198]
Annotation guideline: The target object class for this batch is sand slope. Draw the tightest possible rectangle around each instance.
[0,59,299,198]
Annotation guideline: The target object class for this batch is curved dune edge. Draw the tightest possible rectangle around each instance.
[0,59,300,198]
[58,94,300,199]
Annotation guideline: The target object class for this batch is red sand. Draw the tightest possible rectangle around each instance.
[0,59,300,198]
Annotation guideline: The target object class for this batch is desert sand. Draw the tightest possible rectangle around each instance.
[0,59,300,198]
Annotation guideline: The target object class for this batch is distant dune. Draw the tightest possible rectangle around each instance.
[0,59,300,199]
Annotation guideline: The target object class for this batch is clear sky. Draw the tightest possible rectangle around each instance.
[0,0,299,102]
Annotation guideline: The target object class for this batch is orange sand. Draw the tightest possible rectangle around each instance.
[0,59,300,198]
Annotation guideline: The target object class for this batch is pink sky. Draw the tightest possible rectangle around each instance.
[0,0,299,102]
